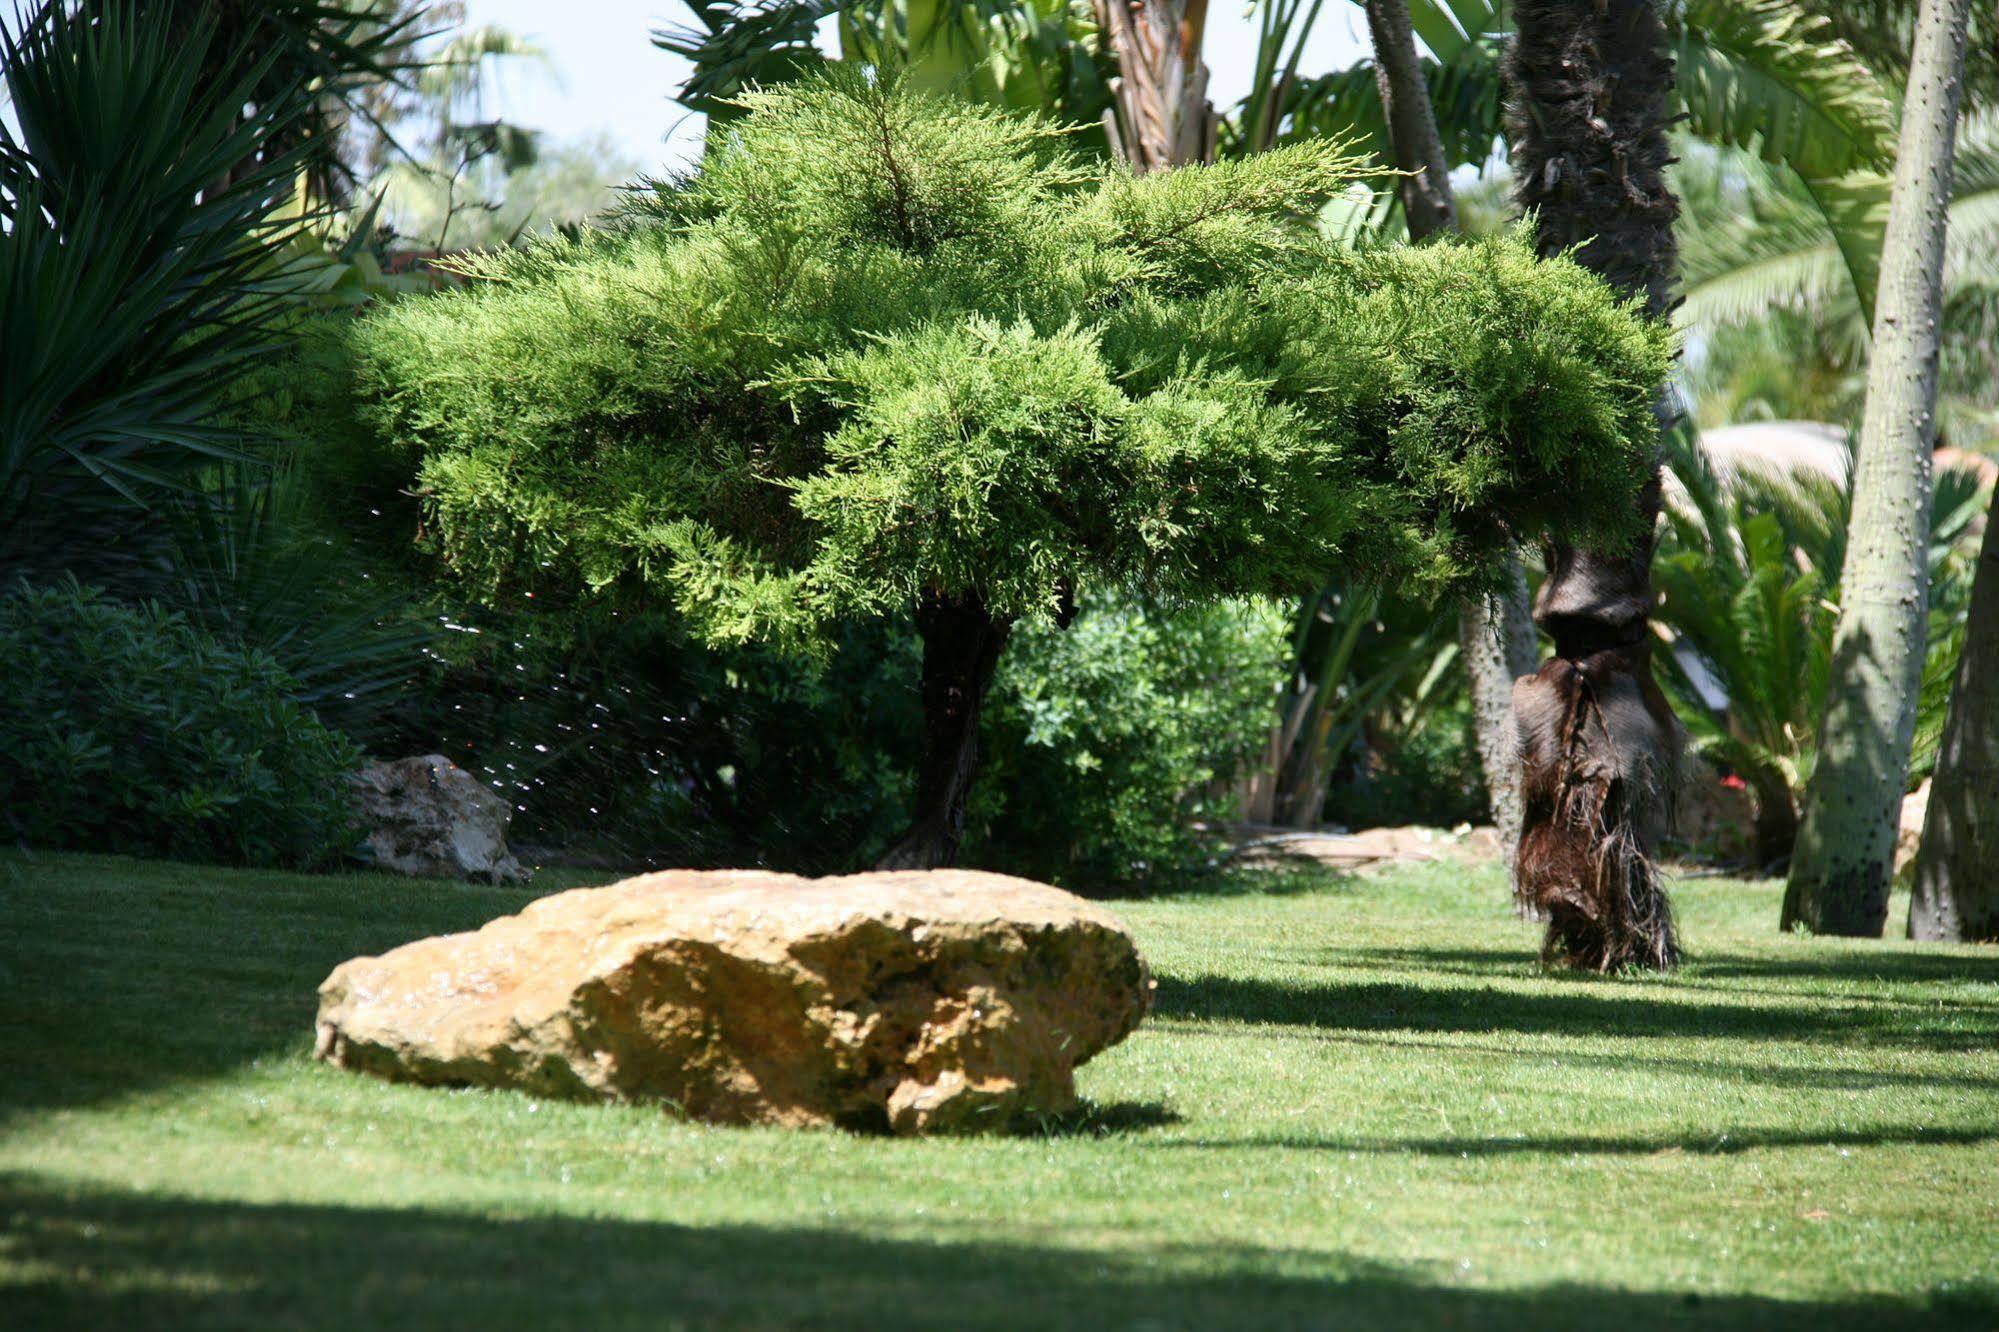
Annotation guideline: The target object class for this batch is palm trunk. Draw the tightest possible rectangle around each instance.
[1742,760,1799,873]
[1506,0,1682,970]
[1094,0,1215,172]
[877,591,1012,870]
[1785,0,1973,937]
[1363,0,1538,890]
[1911,487,1999,940]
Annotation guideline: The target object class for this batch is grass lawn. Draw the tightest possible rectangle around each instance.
[3,851,1998,1329]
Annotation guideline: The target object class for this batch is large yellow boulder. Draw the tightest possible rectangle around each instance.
[314,869,1149,1134]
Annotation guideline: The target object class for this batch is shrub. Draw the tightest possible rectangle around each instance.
[972,595,1290,890]
[0,581,361,868]
[408,605,920,874]
[1320,694,1490,832]
[337,71,1670,866]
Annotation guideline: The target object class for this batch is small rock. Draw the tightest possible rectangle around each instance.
[1226,824,1500,874]
[314,869,1151,1134]
[350,755,526,883]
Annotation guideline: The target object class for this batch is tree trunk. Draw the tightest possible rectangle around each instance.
[1364,0,1456,240]
[1911,488,1999,940]
[1506,0,1682,970]
[1785,0,1972,937]
[1361,0,1541,891]
[1460,568,1540,896]
[876,591,1013,870]
[1743,760,1800,874]
[1094,0,1215,172]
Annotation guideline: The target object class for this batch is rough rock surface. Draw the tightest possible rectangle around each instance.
[314,869,1151,1134]
[351,755,526,883]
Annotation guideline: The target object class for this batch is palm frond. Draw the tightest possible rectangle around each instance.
[0,2,323,565]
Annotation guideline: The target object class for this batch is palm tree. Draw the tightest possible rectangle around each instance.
[1093,0,1217,169]
[658,0,1115,148]
[1258,1,1897,266]
[1785,0,1977,936]
[1504,0,1683,971]
[1676,120,1999,444]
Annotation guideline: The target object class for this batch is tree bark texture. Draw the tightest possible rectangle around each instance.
[1911,490,1999,940]
[1785,0,1971,937]
[1506,0,1682,970]
[1093,0,1216,172]
[1365,0,1458,241]
[1460,567,1541,894]
[877,591,1013,871]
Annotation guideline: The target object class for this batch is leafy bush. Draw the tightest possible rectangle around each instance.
[396,594,1286,891]
[0,582,361,868]
[154,460,440,751]
[971,595,1290,890]
[404,605,919,873]
[1320,694,1490,832]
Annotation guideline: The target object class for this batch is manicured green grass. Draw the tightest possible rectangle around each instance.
[3,851,1997,1329]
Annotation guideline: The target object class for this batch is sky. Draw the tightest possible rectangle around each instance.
[461,0,1377,174]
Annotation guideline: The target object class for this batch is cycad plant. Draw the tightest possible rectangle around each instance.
[1652,429,1985,871]
[0,3,315,576]
[0,1,439,745]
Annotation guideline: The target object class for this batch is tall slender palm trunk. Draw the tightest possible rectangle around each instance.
[1789,0,1975,936]
[1362,0,1540,890]
[1506,0,1682,970]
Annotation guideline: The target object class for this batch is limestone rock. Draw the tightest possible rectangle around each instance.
[314,869,1151,1134]
[350,755,526,884]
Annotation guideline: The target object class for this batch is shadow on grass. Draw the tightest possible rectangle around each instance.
[1151,1123,1999,1158]
[0,853,551,1122]
[1033,1099,1184,1137]
[1104,861,1364,902]
[1327,944,1999,990]
[1293,1030,1999,1094]
[3,1173,1988,1332]
[1151,973,1998,1049]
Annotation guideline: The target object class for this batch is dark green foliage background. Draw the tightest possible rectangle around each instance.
[0,582,361,868]
[392,593,1287,891]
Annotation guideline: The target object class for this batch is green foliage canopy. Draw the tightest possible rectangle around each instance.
[344,71,1670,651]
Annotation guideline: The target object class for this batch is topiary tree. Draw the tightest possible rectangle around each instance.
[340,69,1671,870]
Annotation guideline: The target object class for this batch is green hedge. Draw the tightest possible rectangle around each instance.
[1,582,361,868]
